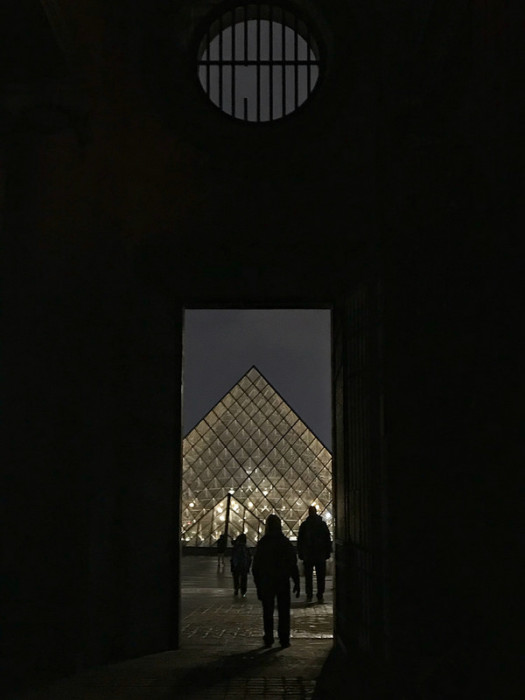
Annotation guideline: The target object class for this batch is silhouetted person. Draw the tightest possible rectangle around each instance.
[252,514,300,648]
[230,533,252,596]
[297,505,332,603]
[216,532,227,569]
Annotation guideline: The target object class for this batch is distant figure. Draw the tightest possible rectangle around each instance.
[230,533,252,597]
[252,514,300,648]
[216,532,228,569]
[297,505,332,603]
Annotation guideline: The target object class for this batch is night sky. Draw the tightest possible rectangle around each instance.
[182,309,332,448]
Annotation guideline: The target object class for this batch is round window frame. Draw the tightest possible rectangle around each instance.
[192,1,326,127]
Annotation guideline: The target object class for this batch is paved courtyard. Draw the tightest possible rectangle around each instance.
[13,555,335,699]
[183,554,334,643]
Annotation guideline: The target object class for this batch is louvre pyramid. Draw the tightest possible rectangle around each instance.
[182,366,332,546]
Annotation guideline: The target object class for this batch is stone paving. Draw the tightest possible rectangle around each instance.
[13,555,335,700]
[183,555,334,643]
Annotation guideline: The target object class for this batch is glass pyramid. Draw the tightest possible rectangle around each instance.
[182,366,332,547]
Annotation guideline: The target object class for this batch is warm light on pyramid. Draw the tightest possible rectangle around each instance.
[182,366,332,546]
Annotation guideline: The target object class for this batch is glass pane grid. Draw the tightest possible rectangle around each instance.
[253,375,267,390]
[220,427,235,443]
[258,415,276,433]
[283,412,298,427]
[284,429,300,448]
[293,436,308,453]
[230,384,244,399]
[220,411,236,427]
[205,411,219,428]
[262,385,275,400]
[236,410,250,427]
[245,402,258,417]
[246,384,259,399]
[278,418,292,435]
[309,435,325,452]
[267,408,283,428]
[184,433,197,447]
[250,425,264,443]
[239,376,253,390]
[253,393,267,409]
[280,469,304,494]
[213,404,226,419]
[237,392,251,409]
[252,411,267,429]
[269,393,282,409]
[291,421,307,437]
[228,400,243,417]
[318,448,331,465]
[182,368,332,544]
[222,393,234,408]
[229,436,244,454]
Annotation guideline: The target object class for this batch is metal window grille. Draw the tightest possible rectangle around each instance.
[197,4,320,122]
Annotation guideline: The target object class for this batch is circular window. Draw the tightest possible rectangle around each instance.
[197,4,320,123]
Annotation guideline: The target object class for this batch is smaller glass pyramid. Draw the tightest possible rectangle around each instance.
[182,366,332,546]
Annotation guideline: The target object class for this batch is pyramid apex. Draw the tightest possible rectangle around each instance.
[245,365,264,382]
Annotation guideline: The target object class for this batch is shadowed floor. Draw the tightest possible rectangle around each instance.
[12,555,336,699]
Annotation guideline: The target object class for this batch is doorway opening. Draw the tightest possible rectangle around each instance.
[180,307,334,653]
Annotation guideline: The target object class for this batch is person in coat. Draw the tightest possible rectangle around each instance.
[297,505,332,603]
[252,514,300,648]
[230,533,252,597]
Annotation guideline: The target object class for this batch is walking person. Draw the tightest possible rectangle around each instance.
[252,514,300,649]
[297,505,332,603]
[230,533,252,597]
[216,532,227,570]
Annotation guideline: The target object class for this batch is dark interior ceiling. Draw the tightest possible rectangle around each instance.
[0,1,457,90]
[0,1,69,85]
[1,0,520,275]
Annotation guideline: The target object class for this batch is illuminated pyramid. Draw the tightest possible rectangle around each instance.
[182,366,332,546]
